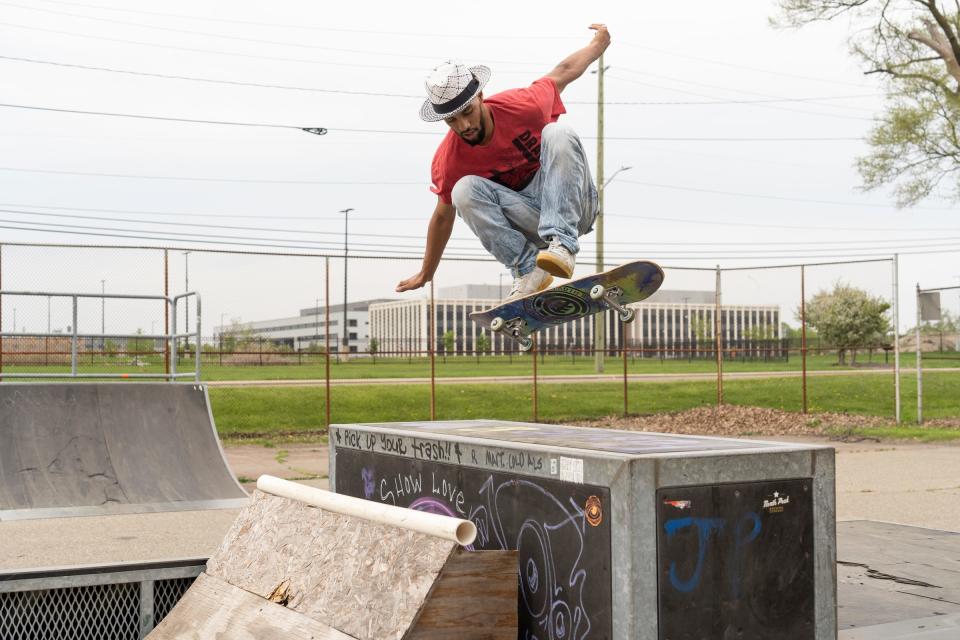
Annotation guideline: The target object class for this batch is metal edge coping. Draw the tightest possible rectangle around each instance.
[0,556,208,582]
[328,420,831,459]
[0,497,249,522]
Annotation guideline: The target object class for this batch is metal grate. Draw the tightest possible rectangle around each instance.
[153,577,194,625]
[0,582,139,640]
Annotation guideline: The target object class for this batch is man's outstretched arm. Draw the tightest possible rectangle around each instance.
[546,24,611,93]
[396,198,457,292]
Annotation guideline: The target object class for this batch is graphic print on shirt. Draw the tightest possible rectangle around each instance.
[488,129,540,190]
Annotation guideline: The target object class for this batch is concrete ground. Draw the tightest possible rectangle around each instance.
[222,436,960,531]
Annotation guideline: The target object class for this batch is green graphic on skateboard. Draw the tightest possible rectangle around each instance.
[470,260,664,351]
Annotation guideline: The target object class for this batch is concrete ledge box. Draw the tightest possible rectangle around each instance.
[330,419,836,640]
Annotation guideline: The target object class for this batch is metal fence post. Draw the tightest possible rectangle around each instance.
[916,283,923,424]
[139,580,155,638]
[0,243,4,378]
[325,257,331,428]
[194,294,202,382]
[715,265,723,406]
[892,254,901,424]
[532,335,539,422]
[71,295,78,376]
[163,249,170,376]
[623,324,629,416]
[429,279,436,421]
[801,265,808,414]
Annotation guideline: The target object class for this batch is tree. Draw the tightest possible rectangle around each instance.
[442,331,456,354]
[801,283,891,364]
[368,337,379,363]
[476,331,491,362]
[773,1,960,206]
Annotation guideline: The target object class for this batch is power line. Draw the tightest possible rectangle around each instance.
[572,93,881,106]
[0,55,422,98]
[0,22,533,74]
[23,0,579,39]
[10,205,960,246]
[4,220,959,260]
[0,102,327,134]
[616,179,960,211]
[605,73,872,122]
[612,66,876,114]
[618,41,873,89]
[1,54,878,108]
[6,214,960,256]
[0,105,861,140]
[0,2,544,67]
[0,165,425,184]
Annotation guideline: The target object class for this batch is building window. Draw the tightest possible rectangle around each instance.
[349,319,357,327]
[349,332,358,340]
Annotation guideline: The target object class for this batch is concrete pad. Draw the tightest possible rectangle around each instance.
[0,509,240,571]
[839,613,960,639]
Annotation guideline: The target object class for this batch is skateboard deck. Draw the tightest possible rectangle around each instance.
[470,260,664,351]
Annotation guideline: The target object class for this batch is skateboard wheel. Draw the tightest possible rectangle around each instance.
[518,337,534,351]
[619,308,636,323]
[490,317,505,332]
[589,284,605,300]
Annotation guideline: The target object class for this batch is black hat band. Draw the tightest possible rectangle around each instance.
[433,76,480,115]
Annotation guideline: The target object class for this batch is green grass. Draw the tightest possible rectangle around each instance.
[208,370,960,440]
[5,350,956,382]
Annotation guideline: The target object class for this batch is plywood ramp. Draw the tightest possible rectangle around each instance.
[150,489,517,639]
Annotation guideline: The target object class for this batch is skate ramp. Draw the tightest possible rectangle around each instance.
[0,383,247,521]
[149,477,517,640]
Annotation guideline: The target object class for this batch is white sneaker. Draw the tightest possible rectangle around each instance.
[536,236,575,279]
[505,267,554,302]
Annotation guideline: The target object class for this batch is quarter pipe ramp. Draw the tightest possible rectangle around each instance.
[0,383,247,520]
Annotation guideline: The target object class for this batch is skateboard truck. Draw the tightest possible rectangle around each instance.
[489,316,534,352]
[589,284,636,322]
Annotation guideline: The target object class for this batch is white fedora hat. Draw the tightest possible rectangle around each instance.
[420,60,491,122]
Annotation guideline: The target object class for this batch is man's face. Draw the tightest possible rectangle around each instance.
[444,96,485,146]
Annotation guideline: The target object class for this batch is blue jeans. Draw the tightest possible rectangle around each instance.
[451,122,599,277]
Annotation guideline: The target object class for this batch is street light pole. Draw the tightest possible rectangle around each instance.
[340,208,354,355]
[604,165,632,189]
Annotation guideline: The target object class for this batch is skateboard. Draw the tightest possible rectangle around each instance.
[470,260,664,351]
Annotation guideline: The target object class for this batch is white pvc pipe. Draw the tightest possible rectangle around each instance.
[256,475,477,546]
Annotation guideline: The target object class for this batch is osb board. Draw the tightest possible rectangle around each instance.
[206,491,456,640]
[148,573,356,640]
[407,548,518,640]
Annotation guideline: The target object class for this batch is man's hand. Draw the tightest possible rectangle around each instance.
[588,23,611,51]
[396,271,429,292]
[547,23,612,92]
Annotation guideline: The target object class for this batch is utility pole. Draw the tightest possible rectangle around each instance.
[340,208,354,356]
[592,55,608,374]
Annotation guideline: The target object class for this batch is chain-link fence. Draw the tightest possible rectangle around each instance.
[0,242,929,432]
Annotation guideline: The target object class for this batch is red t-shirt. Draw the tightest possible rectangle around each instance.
[430,77,566,204]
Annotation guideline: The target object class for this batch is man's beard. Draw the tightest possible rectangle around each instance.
[460,117,486,146]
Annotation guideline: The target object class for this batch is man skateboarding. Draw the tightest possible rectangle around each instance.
[395,24,611,302]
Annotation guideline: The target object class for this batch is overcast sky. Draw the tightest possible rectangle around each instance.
[1,0,958,335]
